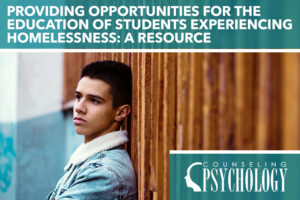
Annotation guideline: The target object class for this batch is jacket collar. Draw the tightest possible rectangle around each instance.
[64,130,128,171]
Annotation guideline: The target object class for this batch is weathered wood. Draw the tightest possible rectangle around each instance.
[149,53,158,196]
[256,53,271,149]
[203,53,220,149]
[139,53,152,200]
[83,53,97,64]
[269,54,282,149]
[218,53,234,150]
[176,53,190,149]
[155,53,165,200]
[190,53,204,149]
[282,53,300,149]
[63,53,84,103]
[234,53,258,150]
[129,53,139,191]
[163,53,176,200]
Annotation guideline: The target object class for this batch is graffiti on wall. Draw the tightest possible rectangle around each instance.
[0,132,16,193]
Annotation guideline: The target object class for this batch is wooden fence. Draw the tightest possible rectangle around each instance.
[63,53,300,200]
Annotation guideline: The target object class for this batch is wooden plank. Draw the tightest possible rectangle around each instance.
[256,53,282,150]
[83,53,98,65]
[140,53,152,200]
[190,53,204,149]
[104,53,112,60]
[96,53,104,61]
[234,53,258,150]
[63,53,84,103]
[156,53,165,200]
[129,53,139,196]
[149,53,159,195]
[136,53,143,199]
[269,53,282,149]
[203,53,220,149]
[282,53,300,149]
[121,52,131,65]
[115,53,122,62]
[256,53,271,150]
[218,53,234,150]
[176,53,191,149]
[163,53,177,200]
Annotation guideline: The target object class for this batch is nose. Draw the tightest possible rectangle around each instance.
[74,98,87,114]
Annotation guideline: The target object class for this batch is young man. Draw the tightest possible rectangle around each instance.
[48,61,137,200]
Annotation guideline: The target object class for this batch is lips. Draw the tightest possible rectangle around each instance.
[73,117,86,125]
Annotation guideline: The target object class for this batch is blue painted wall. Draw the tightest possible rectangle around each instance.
[16,112,66,199]
[0,111,82,200]
[0,52,83,200]
[0,123,16,200]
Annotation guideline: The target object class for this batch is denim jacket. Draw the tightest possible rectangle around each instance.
[47,130,137,200]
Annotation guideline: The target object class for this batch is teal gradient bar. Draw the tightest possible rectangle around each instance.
[0,0,299,49]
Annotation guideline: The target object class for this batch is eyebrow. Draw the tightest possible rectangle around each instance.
[74,91,105,102]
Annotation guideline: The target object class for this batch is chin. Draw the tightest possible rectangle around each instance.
[74,127,88,135]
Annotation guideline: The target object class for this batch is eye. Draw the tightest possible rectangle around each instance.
[91,98,100,104]
[75,94,81,101]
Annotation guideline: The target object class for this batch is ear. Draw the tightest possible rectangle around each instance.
[114,104,131,122]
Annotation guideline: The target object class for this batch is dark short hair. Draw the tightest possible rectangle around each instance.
[81,61,132,108]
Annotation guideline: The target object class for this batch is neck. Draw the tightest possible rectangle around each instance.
[84,125,122,144]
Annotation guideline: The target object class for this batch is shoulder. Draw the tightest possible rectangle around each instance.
[85,149,134,170]
[76,149,137,198]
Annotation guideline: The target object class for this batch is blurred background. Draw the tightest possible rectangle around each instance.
[0,53,300,200]
[0,53,82,200]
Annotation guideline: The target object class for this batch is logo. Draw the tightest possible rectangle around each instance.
[185,161,288,193]
[185,162,203,192]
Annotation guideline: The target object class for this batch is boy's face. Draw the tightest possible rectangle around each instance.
[73,76,118,143]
